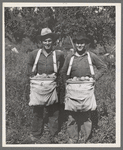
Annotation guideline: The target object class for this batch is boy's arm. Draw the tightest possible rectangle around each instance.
[27,52,35,77]
[60,54,72,82]
[90,52,107,81]
[58,51,65,72]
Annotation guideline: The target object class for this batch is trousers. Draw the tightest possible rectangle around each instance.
[31,103,59,138]
[67,110,92,143]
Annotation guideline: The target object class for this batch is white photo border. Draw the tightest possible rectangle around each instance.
[2,2,121,148]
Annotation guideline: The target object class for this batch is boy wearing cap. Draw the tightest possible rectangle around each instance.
[22,28,64,144]
[61,33,107,143]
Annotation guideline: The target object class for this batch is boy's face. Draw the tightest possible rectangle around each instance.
[42,37,53,51]
[75,40,86,52]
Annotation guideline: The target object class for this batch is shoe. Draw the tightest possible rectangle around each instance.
[21,134,39,144]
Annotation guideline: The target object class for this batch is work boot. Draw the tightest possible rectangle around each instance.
[21,134,39,144]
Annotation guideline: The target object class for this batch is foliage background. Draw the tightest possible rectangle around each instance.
[5,6,115,50]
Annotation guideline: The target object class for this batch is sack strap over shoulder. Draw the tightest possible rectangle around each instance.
[67,52,94,76]
[67,56,74,75]
[32,49,42,72]
[87,52,95,76]
[53,51,57,73]
[32,49,58,73]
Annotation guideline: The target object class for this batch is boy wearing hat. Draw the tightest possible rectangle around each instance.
[61,33,107,143]
[22,28,64,144]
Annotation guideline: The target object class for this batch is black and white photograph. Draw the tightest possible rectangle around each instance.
[2,2,121,147]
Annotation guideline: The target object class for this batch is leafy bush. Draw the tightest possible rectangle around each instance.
[5,6,115,47]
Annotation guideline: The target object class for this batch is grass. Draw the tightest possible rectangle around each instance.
[5,37,115,144]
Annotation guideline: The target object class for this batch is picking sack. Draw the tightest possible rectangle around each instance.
[64,52,97,112]
[65,81,96,112]
[29,78,58,106]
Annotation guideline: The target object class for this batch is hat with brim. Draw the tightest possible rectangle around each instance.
[73,34,90,44]
[37,28,59,43]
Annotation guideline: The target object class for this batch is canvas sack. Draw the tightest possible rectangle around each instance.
[65,52,97,112]
[29,80,58,106]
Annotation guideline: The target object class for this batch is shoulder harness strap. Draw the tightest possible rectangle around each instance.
[53,50,57,73]
[32,49,42,72]
[66,52,95,76]
[67,56,75,76]
[87,52,95,76]
[32,49,58,73]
